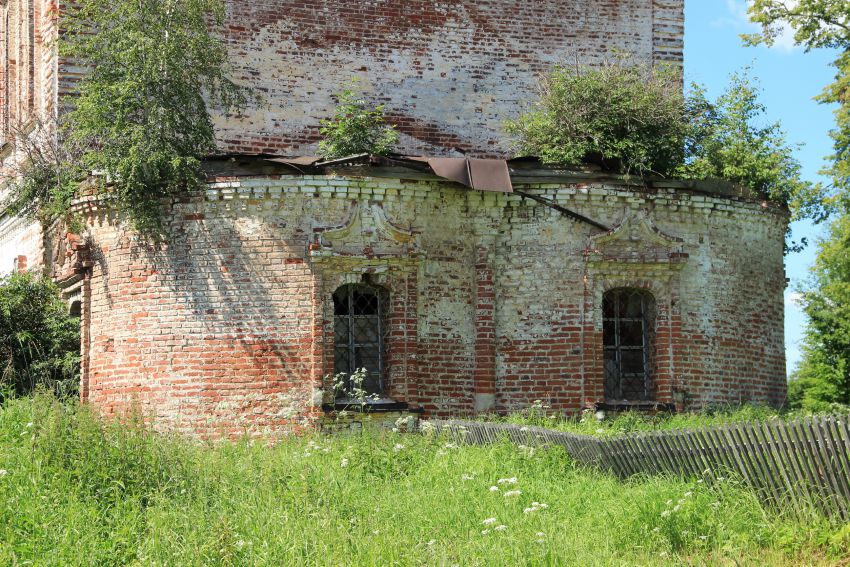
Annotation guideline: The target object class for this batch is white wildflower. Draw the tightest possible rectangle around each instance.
[673,505,680,512]
[0,470,7,477]
[497,477,518,485]
[482,518,498,525]
[524,507,537,514]
[503,490,522,498]
[481,529,490,535]
[461,474,475,481]
[394,443,406,451]
[536,532,545,538]
[426,540,436,546]
[683,491,693,497]
[494,525,508,531]
[26,422,33,428]
[489,486,500,492]
[340,458,349,468]
[660,510,671,518]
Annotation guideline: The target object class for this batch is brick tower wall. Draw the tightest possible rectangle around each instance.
[78,175,787,438]
[215,0,685,156]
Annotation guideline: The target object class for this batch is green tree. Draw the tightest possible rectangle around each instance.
[3,0,252,236]
[746,0,850,205]
[0,273,80,398]
[679,73,822,251]
[318,82,399,160]
[746,1,850,408]
[791,215,850,410]
[506,59,688,177]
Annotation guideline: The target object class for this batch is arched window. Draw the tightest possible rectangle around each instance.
[603,288,655,401]
[333,283,387,400]
[69,300,81,318]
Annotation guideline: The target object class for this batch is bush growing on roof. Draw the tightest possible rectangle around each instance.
[505,57,689,177]
[318,81,400,160]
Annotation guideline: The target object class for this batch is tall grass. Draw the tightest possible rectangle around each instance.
[498,401,846,438]
[0,395,846,565]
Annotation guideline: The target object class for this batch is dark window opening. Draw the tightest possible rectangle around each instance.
[69,300,81,319]
[603,288,655,401]
[333,283,387,400]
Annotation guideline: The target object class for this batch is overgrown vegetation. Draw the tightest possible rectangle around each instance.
[2,0,252,236]
[744,1,850,409]
[318,81,399,160]
[507,60,821,227]
[0,274,80,398]
[498,401,846,438]
[507,60,688,177]
[0,394,846,565]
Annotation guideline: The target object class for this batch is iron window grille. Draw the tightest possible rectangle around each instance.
[333,284,388,400]
[602,288,655,401]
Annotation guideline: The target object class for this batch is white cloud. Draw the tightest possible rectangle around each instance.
[721,0,800,53]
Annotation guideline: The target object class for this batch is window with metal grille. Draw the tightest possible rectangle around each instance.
[333,284,387,400]
[603,288,655,401]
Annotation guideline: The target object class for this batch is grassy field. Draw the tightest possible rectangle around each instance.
[0,395,848,566]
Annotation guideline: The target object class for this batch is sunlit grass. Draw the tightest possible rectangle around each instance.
[0,395,845,566]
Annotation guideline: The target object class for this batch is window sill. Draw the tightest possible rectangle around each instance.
[322,399,423,413]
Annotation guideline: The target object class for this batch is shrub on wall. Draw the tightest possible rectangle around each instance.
[318,82,399,160]
[0,273,80,398]
[506,59,689,177]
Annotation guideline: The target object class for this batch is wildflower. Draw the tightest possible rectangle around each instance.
[481,529,490,535]
[340,458,349,468]
[0,470,7,477]
[503,490,522,498]
[394,443,406,451]
[461,474,475,481]
[683,491,693,497]
[494,525,508,531]
[665,500,672,506]
[536,532,545,538]
[444,443,459,450]
[489,486,500,492]
[660,510,671,518]
[652,527,661,533]
[524,507,537,514]
[25,422,33,428]
[520,427,529,432]
[482,518,498,525]
[426,540,436,546]
[497,477,518,485]
[672,505,680,512]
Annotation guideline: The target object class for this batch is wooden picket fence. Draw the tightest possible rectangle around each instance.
[430,415,850,521]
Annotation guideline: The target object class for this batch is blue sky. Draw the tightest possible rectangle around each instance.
[685,1,839,375]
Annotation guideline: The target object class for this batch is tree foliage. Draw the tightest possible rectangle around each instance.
[507,60,818,226]
[746,0,850,206]
[3,0,251,236]
[0,273,80,398]
[790,215,850,411]
[318,82,399,160]
[679,74,824,248]
[506,60,688,177]
[746,1,850,408]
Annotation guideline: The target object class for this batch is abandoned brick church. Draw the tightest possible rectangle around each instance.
[0,0,789,436]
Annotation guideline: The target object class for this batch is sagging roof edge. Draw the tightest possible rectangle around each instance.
[202,153,757,201]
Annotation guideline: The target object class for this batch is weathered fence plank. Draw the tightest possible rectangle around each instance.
[429,414,850,520]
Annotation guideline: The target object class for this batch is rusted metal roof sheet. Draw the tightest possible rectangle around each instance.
[394,156,513,192]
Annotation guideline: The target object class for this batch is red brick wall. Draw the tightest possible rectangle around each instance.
[215,0,684,156]
[77,174,788,436]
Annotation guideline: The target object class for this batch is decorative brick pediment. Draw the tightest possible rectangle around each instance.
[586,209,687,266]
[309,202,422,260]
